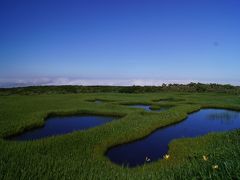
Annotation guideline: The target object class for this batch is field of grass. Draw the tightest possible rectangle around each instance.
[0,92,240,179]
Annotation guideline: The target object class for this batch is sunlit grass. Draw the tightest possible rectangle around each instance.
[0,92,240,179]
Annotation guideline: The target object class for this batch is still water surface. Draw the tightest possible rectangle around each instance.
[10,115,118,141]
[107,109,240,167]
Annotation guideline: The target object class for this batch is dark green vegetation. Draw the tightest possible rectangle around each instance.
[1,82,240,95]
[0,92,240,179]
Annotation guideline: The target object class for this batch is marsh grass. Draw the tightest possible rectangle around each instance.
[0,92,240,179]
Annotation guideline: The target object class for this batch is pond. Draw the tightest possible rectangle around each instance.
[95,100,102,104]
[87,100,103,104]
[9,115,118,141]
[128,105,169,112]
[106,109,240,167]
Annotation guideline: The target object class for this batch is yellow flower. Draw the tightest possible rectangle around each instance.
[145,157,151,162]
[164,154,170,160]
[212,165,219,170]
[203,155,208,161]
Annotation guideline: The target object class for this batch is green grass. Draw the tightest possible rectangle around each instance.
[0,92,240,179]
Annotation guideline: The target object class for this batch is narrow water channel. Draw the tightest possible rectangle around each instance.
[107,109,240,167]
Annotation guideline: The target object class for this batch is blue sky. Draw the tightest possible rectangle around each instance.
[1,0,240,86]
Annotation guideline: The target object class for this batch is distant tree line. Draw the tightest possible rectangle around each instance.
[0,83,240,95]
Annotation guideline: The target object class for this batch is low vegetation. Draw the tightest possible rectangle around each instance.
[0,83,240,95]
[0,92,240,179]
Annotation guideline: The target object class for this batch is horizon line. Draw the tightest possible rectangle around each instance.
[0,77,239,88]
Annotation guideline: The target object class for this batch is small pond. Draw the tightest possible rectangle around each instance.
[106,109,240,167]
[9,115,118,141]
[95,100,102,104]
[87,100,103,104]
[128,105,169,112]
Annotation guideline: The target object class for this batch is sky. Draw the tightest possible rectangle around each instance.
[1,0,240,87]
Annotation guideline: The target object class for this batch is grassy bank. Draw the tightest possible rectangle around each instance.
[0,92,240,179]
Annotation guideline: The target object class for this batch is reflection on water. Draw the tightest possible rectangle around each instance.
[208,111,239,124]
[8,115,118,141]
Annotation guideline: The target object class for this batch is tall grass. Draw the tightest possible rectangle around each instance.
[0,92,240,179]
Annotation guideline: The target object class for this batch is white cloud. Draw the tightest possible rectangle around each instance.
[0,77,239,88]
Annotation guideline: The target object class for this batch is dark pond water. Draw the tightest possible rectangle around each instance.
[128,105,169,112]
[9,115,118,141]
[107,109,240,167]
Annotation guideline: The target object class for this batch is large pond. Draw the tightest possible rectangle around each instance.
[107,109,240,167]
[128,105,169,112]
[9,115,118,141]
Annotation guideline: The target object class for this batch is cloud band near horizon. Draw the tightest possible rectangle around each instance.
[0,77,239,88]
